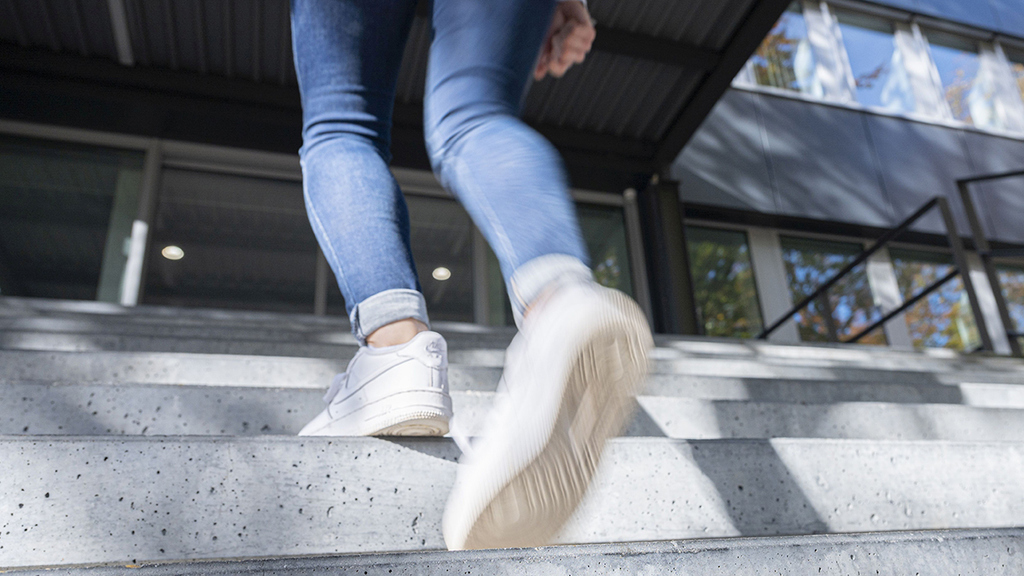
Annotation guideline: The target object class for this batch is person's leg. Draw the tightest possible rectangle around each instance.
[292,0,426,345]
[291,0,451,437]
[423,0,592,325]
[427,0,654,550]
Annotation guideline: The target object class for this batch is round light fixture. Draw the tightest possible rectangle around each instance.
[432,266,451,281]
[161,245,185,261]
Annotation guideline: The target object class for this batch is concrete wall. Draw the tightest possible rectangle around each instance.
[673,89,1024,243]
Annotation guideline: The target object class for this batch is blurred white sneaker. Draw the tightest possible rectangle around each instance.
[298,330,452,437]
[443,282,653,550]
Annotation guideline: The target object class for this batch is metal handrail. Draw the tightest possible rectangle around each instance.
[756,196,994,353]
[958,169,1024,357]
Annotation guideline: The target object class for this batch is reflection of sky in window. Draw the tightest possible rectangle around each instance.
[751,4,820,95]
[835,12,914,112]
[927,32,981,124]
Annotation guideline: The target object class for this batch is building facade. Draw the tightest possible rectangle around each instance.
[675,0,1024,353]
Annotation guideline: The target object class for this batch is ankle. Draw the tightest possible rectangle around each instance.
[366,318,429,348]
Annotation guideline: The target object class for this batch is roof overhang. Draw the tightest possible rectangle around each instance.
[0,0,791,189]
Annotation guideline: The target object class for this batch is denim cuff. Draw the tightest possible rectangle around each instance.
[509,254,593,328]
[350,289,430,345]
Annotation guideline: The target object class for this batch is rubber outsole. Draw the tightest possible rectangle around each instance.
[454,290,652,550]
[299,390,452,437]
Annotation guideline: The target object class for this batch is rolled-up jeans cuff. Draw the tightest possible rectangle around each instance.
[509,254,593,328]
[350,289,430,345]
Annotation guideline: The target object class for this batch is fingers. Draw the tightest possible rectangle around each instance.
[548,22,594,77]
[536,1,596,80]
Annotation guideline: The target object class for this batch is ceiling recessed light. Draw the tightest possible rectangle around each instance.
[432,266,451,281]
[161,245,184,261]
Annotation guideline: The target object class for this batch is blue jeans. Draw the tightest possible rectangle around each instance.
[292,0,591,343]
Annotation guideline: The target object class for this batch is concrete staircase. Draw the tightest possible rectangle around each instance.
[1,296,1023,574]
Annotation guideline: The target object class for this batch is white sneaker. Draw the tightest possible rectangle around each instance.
[442,282,653,550]
[298,330,453,437]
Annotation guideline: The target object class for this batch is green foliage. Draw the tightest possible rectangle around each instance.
[686,227,763,338]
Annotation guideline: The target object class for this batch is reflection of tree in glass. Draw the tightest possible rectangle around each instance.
[944,67,975,123]
[593,250,622,290]
[780,238,886,345]
[997,265,1024,333]
[1014,62,1024,101]
[856,62,890,89]
[686,228,763,338]
[752,15,801,91]
[891,250,981,350]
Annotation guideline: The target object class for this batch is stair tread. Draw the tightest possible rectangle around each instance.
[5,381,1024,440]
[5,528,1023,574]
[4,350,1022,390]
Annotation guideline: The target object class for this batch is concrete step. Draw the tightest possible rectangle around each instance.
[9,326,1024,383]
[4,350,1024,396]
[2,436,1022,568]
[6,381,1024,441]
[7,529,1021,575]
[5,296,1024,373]
[4,349,1023,408]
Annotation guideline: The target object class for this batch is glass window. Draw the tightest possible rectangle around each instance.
[889,248,982,351]
[685,226,763,338]
[0,135,144,301]
[578,204,634,298]
[144,168,318,313]
[407,195,475,323]
[749,3,823,96]
[925,30,997,128]
[834,10,915,112]
[780,236,887,345]
[996,263,1024,346]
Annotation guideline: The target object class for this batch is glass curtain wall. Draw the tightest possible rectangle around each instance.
[779,236,886,344]
[923,30,1001,128]
[833,9,915,112]
[685,226,764,338]
[750,2,823,97]
[889,248,981,351]
[143,169,318,313]
[0,135,144,301]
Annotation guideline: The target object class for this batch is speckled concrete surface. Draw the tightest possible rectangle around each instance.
[4,382,1024,441]
[7,529,1024,575]
[2,437,1023,568]
[0,351,502,390]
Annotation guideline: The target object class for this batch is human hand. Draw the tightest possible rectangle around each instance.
[534,1,596,80]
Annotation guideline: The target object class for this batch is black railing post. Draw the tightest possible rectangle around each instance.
[935,196,994,353]
[958,179,1023,357]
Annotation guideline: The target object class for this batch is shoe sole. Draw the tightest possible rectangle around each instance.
[300,390,452,437]
[456,290,651,549]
